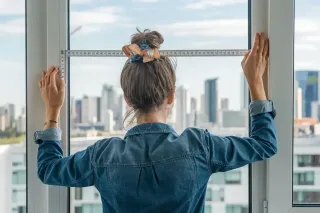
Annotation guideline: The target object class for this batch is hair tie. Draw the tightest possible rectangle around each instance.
[122,43,160,63]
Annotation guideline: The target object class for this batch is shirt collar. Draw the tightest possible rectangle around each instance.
[125,122,177,138]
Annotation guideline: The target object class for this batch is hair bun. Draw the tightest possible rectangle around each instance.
[131,29,164,49]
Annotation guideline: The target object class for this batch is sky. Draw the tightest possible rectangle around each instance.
[0,0,320,114]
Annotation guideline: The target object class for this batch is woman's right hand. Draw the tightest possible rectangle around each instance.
[241,32,269,101]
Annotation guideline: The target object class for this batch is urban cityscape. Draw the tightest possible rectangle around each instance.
[1,70,320,213]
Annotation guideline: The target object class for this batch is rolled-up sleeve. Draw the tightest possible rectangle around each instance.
[35,128,95,187]
[204,100,278,173]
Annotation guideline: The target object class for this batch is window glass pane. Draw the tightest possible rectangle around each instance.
[206,188,213,201]
[225,170,241,184]
[294,0,320,205]
[69,0,248,50]
[209,173,225,184]
[69,56,249,212]
[0,1,26,212]
[205,205,212,213]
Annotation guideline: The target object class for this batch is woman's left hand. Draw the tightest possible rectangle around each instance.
[38,66,65,113]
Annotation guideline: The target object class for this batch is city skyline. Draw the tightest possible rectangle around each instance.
[1,0,320,112]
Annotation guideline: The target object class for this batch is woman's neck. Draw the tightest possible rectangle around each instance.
[136,111,167,124]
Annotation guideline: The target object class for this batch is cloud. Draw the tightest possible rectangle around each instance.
[70,6,132,35]
[185,0,246,9]
[0,0,25,15]
[295,18,320,34]
[300,36,320,42]
[157,19,247,37]
[0,18,24,34]
[295,61,318,70]
[295,43,317,51]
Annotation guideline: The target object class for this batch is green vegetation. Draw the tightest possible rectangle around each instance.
[0,128,25,145]
[0,135,25,145]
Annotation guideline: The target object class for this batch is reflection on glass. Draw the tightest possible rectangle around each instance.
[69,57,249,213]
[293,0,320,204]
[0,0,26,213]
[69,0,248,50]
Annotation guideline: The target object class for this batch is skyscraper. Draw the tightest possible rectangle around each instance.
[81,96,99,124]
[240,72,249,110]
[205,78,218,124]
[221,98,229,110]
[101,84,117,125]
[175,86,190,130]
[0,104,15,130]
[75,100,82,124]
[296,70,320,117]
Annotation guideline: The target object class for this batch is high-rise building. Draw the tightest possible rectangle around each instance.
[103,110,114,132]
[75,100,82,124]
[101,84,117,125]
[0,104,16,130]
[221,98,229,110]
[81,96,100,124]
[205,78,218,124]
[240,73,249,110]
[114,95,126,130]
[191,97,197,112]
[16,108,26,134]
[296,70,320,117]
[222,110,247,128]
[175,86,190,130]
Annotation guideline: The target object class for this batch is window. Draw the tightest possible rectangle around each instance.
[69,1,250,211]
[75,188,83,200]
[0,0,26,212]
[294,192,320,204]
[297,155,320,167]
[75,207,83,213]
[206,188,213,201]
[18,206,26,213]
[12,171,26,185]
[293,0,320,205]
[205,205,212,213]
[293,172,315,185]
[82,204,103,213]
[209,173,225,185]
[225,171,242,184]
[12,189,26,203]
[226,205,248,213]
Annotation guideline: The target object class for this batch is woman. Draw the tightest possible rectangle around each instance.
[35,30,277,213]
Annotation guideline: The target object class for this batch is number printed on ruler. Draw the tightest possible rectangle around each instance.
[60,49,248,77]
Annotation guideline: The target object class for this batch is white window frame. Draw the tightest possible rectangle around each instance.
[267,0,319,212]
[27,0,68,213]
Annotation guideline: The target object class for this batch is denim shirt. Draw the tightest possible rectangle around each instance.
[34,100,277,213]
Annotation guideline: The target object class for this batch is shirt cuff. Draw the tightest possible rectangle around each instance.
[34,128,62,144]
[249,100,275,117]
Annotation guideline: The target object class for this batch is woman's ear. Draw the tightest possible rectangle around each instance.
[167,88,175,105]
[124,96,133,107]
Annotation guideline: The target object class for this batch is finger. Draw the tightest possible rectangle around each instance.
[258,32,265,55]
[42,71,46,87]
[252,33,260,53]
[50,68,59,89]
[38,80,42,88]
[46,66,56,85]
[47,65,55,74]
[263,39,269,58]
